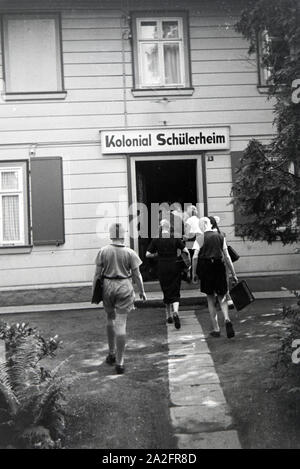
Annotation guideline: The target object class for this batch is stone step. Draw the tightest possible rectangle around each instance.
[143,281,197,292]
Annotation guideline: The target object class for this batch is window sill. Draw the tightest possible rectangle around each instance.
[257,85,270,94]
[132,87,194,98]
[0,245,33,254]
[2,91,67,101]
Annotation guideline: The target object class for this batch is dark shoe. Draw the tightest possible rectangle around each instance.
[115,364,125,374]
[225,320,235,339]
[210,330,221,337]
[167,316,173,324]
[173,314,181,330]
[105,353,116,365]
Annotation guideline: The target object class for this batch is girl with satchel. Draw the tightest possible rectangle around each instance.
[192,217,238,338]
[208,216,235,310]
[146,219,191,329]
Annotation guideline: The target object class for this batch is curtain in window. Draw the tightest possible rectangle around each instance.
[164,43,180,84]
[1,171,18,190]
[2,195,20,241]
[141,43,160,85]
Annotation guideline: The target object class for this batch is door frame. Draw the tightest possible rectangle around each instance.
[128,153,207,253]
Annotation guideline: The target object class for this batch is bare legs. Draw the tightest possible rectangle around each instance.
[207,294,220,332]
[207,294,231,333]
[105,311,127,369]
[172,301,181,329]
[165,302,181,329]
[114,313,127,367]
[172,301,179,315]
[217,294,230,322]
[106,318,116,355]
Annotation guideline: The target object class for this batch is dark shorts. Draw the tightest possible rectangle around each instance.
[199,258,228,296]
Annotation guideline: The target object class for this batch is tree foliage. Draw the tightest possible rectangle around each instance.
[232,0,300,244]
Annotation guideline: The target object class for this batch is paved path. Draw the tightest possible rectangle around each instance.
[167,309,241,449]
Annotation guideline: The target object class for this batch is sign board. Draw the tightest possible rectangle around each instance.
[101,127,230,154]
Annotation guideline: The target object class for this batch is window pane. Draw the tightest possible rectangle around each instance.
[140,43,160,85]
[2,195,20,241]
[1,171,19,190]
[162,21,179,39]
[164,43,181,84]
[140,21,158,39]
[4,16,61,92]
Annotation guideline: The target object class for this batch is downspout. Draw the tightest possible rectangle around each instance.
[120,12,130,128]
[121,4,134,246]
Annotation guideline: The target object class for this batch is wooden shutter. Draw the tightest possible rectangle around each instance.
[30,157,65,245]
[231,151,248,236]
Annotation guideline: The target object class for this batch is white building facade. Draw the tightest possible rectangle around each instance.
[0,0,298,305]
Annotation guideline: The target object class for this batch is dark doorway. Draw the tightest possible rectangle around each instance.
[135,159,198,281]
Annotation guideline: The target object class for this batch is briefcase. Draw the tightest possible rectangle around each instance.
[229,280,255,311]
[91,277,103,304]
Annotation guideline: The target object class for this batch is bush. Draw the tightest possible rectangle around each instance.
[0,321,74,449]
[274,290,300,389]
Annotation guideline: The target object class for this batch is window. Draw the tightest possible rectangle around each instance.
[1,14,65,99]
[257,29,290,89]
[0,162,29,246]
[0,158,65,249]
[131,11,192,94]
[257,30,272,87]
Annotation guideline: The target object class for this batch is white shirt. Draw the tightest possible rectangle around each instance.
[185,216,203,249]
[185,216,201,234]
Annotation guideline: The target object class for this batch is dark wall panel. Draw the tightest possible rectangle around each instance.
[31,157,65,245]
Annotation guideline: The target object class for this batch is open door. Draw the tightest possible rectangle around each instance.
[135,158,199,281]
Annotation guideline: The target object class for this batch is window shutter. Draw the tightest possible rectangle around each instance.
[30,157,65,245]
[231,151,248,236]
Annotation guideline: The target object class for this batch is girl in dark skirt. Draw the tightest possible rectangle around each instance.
[193,217,238,338]
[146,219,191,329]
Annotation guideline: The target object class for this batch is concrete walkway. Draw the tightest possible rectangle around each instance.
[167,309,241,449]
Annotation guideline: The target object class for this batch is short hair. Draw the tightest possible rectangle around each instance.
[189,205,198,216]
[172,202,182,212]
[199,216,210,232]
[109,222,125,239]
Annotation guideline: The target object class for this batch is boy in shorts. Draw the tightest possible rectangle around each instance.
[93,222,146,374]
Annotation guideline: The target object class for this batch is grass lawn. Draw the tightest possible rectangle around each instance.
[0,306,176,449]
[1,298,300,449]
[195,298,300,449]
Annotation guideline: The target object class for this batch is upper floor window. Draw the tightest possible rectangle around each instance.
[131,11,192,95]
[1,14,66,100]
[257,29,290,89]
[257,30,272,87]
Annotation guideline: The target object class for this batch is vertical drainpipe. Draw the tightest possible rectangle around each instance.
[121,12,128,128]
[121,5,134,247]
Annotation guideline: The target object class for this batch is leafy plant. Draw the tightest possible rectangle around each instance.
[232,0,300,244]
[0,323,74,449]
[274,289,300,380]
[231,139,299,244]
